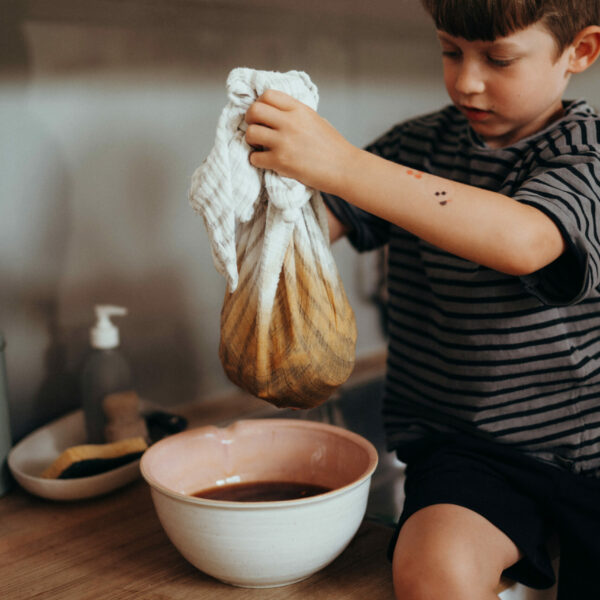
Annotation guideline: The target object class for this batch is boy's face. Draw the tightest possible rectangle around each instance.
[438,23,574,148]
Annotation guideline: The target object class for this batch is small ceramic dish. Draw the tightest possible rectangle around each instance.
[8,410,141,501]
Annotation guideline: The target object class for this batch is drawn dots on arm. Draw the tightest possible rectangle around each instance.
[435,191,451,206]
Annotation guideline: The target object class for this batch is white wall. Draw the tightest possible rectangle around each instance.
[1,1,599,440]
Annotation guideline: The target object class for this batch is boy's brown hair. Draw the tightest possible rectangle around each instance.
[421,0,599,53]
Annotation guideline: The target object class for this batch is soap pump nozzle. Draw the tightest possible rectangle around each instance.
[90,305,128,350]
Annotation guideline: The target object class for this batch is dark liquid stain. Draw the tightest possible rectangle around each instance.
[192,480,332,502]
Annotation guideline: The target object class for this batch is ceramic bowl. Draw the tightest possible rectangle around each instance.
[140,418,378,588]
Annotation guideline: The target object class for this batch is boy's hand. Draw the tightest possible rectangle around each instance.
[244,89,356,195]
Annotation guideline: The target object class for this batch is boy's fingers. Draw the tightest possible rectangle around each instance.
[245,123,277,150]
[245,101,282,128]
[256,88,297,110]
[248,148,273,170]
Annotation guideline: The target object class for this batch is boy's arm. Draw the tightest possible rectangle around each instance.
[326,205,350,244]
[245,90,566,276]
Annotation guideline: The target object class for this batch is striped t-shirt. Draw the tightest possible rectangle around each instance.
[325,99,600,477]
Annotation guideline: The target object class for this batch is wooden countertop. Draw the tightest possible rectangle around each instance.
[0,481,395,599]
[1,353,397,599]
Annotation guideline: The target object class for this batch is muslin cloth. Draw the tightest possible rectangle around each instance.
[189,67,319,294]
[189,68,356,408]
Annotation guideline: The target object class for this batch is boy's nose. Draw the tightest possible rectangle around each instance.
[454,62,485,96]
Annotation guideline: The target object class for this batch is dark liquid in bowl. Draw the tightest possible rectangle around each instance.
[192,481,331,502]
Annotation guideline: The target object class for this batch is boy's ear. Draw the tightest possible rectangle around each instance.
[567,26,600,73]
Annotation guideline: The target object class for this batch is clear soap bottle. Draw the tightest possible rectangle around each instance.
[81,305,133,444]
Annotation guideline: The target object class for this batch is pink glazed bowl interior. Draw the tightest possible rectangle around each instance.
[141,418,377,497]
[140,418,378,588]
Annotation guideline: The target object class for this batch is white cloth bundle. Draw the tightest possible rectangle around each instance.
[189,67,320,294]
[189,68,356,408]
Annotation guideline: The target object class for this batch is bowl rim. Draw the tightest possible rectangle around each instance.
[140,418,379,509]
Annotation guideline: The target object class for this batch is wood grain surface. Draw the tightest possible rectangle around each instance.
[0,481,395,600]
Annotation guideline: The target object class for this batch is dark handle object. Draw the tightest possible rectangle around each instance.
[145,411,188,443]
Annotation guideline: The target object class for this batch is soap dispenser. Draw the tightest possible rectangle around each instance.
[81,305,134,444]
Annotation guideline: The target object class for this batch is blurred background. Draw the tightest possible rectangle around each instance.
[2,0,599,441]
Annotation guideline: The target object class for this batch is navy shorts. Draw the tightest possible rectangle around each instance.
[389,434,600,599]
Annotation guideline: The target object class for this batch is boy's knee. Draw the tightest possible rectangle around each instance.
[391,504,521,599]
[392,543,495,600]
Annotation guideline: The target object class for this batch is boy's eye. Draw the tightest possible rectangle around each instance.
[487,56,513,67]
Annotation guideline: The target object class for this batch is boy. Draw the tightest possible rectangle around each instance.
[244,1,600,598]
